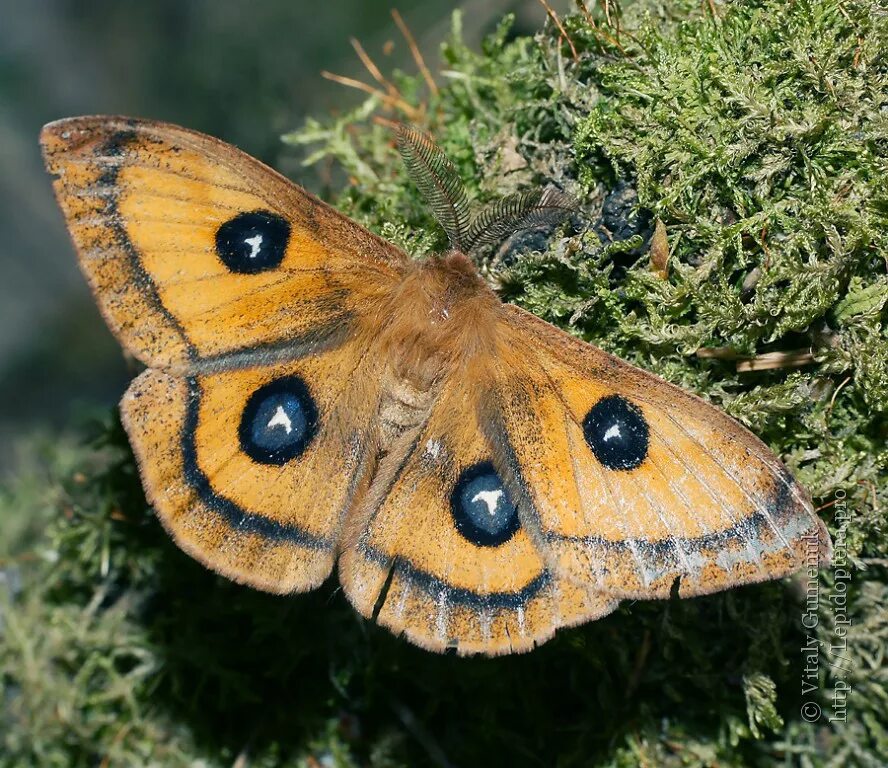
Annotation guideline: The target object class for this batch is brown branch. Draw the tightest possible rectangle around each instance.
[372,115,400,130]
[827,375,852,416]
[576,0,597,28]
[538,0,579,62]
[392,9,439,96]
[351,37,398,97]
[735,349,815,372]
[320,70,420,120]
[696,347,817,372]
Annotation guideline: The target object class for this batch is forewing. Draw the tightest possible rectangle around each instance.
[41,116,406,371]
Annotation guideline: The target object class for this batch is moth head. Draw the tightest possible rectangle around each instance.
[395,124,576,256]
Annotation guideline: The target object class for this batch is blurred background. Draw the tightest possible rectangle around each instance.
[0,0,569,474]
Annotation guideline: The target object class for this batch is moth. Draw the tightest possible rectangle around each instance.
[42,117,832,656]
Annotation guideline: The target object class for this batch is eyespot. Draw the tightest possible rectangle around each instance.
[239,376,318,465]
[450,462,520,547]
[582,394,649,471]
[216,210,290,273]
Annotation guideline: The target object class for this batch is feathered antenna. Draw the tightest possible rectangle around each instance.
[464,188,576,252]
[396,124,470,251]
[396,124,578,254]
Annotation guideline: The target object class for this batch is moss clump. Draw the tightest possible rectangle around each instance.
[2,1,886,766]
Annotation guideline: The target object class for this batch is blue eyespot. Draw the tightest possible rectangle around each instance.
[216,210,290,273]
[583,394,649,471]
[239,376,318,464]
[450,462,520,547]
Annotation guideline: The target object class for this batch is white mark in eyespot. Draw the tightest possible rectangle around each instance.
[603,424,622,442]
[245,233,264,258]
[267,405,292,434]
[472,489,503,516]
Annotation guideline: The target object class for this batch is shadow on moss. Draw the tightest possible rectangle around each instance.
[7,420,812,767]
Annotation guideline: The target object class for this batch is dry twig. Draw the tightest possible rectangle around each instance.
[392,8,439,95]
[320,71,421,120]
[735,349,815,372]
[538,0,579,62]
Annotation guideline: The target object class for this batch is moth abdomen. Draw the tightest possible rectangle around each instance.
[377,374,434,451]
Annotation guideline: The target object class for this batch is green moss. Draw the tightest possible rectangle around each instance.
[3,1,886,766]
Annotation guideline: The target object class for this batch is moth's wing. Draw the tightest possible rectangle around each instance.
[41,116,406,371]
[121,338,384,593]
[338,372,617,657]
[487,306,832,600]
